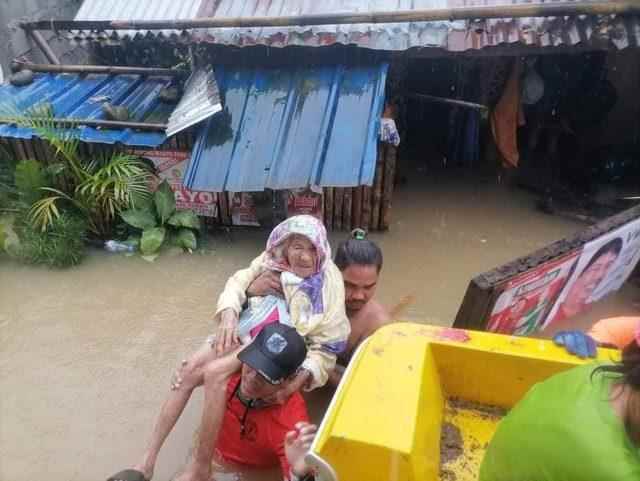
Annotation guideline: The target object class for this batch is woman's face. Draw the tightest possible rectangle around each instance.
[286,235,318,278]
[568,251,618,306]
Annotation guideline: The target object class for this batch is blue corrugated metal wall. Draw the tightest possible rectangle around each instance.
[183,62,388,192]
[0,73,173,147]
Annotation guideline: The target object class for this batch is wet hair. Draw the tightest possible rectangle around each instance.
[580,237,623,275]
[593,341,640,445]
[334,229,383,272]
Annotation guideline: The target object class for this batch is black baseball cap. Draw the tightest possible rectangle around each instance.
[238,324,307,385]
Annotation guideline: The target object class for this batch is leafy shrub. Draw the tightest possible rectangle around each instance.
[17,212,87,268]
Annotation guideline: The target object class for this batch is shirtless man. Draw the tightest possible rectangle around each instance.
[248,229,391,386]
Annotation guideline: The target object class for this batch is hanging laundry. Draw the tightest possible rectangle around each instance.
[491,61,525,168]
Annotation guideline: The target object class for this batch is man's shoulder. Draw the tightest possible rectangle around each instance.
[363,299,392,327]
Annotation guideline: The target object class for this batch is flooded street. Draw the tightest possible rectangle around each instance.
[2,171,638,481]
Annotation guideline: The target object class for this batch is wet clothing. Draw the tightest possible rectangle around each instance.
[215,374,309,478]
[216,216,350,390]
[588,316,638,349]
[480,364,640,481]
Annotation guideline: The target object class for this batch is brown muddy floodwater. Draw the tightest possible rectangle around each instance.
[2,171,638,481]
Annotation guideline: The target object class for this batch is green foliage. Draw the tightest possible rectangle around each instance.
[120,180,200,257]
[154,180,176,224]
[120,208,156,230]
[17,212,87,268]
[140,226,166,255]
[0,100,153,239]
[167,210,201,231]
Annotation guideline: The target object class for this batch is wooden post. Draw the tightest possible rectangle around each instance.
[343,187,353,232]
[219,192,231,226]
[361,186,372,231]
[371,145,385,231]
[31,138,47,164]
[324,187,334,231]
[334,188,344,231]
[380,145,397,230]
[352,186,363,229]
[27,30,61,65]
[14,140,28,160]
[22,140,36,160]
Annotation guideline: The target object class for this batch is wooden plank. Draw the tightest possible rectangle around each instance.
[380,145,397,230]
[352,186,363,229]
[334,188,344,231]
[361,186,372,232]
[324,187,334,231]
[343,187,353,232]
[22,139,36,160]
[219,192,231,226]
[371,145,385,231]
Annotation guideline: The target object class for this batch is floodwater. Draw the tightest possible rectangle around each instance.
[2,168,638,481]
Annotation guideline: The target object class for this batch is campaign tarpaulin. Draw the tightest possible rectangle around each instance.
[487,250,580,335]
[544,217,640,328]
[287,186,323,221]
[134,150,218,217]
[230,193,260,227]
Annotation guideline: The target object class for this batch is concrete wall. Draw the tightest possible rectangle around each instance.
[0,0,86,78]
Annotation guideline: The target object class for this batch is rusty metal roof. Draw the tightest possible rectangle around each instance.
[73,0,639,51]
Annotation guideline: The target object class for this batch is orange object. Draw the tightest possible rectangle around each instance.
[588,316,639,349]
[491,61,524,168]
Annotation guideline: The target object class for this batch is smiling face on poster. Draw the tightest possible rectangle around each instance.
[544,217,640,329]
[487,251,580,336]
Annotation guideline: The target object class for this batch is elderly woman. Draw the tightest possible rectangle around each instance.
[108,215,349,481]
[480,325,640,481]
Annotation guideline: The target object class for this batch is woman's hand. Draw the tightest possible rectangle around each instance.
[246,271,283,298]
[285,422,317,479]
[215,308,240,356]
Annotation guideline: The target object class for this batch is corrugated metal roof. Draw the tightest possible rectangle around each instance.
[73,0,639,51]
[183,62,388,192]
[0,73,174,147]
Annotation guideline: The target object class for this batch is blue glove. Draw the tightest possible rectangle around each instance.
[553,331,597,358]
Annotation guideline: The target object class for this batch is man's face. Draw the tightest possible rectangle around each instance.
[342,264,379,313]
[239,364,284,399]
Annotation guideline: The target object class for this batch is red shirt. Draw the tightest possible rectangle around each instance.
[215,374,309,477]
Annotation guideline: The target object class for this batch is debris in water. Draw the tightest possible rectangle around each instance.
[440,421,464,465]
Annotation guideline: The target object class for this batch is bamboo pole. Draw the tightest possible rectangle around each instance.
[408,93,488,111]
[380,145,397,231]
[219,192,231,226]
[13,140,27,161]
[21,2,640,31]
[13,62,186,77]
[361,186,372,232]
[334,188,344,231]
[371,145,385,231]
[27,30,60,65]
[31,138,47,164]
[22,139,36,160]
[352,186,363,229]
[324,187,334,231]
[343,187,353,232]
[0,117,167,131]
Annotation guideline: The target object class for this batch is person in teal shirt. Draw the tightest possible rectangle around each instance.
[480,336,640,481]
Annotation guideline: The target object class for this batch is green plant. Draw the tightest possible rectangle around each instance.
[0,101,153,239]
[120,180,200,257]
[16,211,87,268]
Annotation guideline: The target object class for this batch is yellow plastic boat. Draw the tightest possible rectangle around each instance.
[306,323,618,481]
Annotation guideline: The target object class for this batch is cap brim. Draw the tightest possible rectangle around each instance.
[238,342,288,384]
